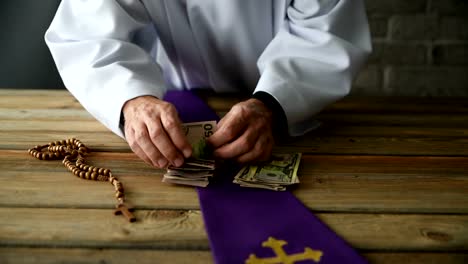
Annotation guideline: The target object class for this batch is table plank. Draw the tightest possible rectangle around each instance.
[0,208,466,251]
[2,89,468,114]
[2,131,468,156]
[1,151,467,213]
[0,248,213,264]
[3,110,468,127]
[2,107,468,137]
[0,249,466,264]
[364,253,468,264]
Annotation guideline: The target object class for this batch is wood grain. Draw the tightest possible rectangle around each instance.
[0,248,214,264]
[1,151,467,213]
[1,89,467,262]
[2,131,468,156]
[0,249,466,264]
[2,111,468,127]
[0,208,466,251]
[0,108,94,120]
[2,89,468,113]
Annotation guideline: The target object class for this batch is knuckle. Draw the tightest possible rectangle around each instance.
[148,148,162,159]
[128,140,139,150]
[134,131,147,142]
[220,126,236,139]
[164,119,178,130]
[161,102,176,113]
[232,104,246,116]
[238,137,253,151]
[149,127,163,139]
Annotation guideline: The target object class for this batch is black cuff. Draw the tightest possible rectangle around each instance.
[252,91,288,141]
[119,111,126,137]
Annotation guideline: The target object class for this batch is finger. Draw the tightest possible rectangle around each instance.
[160,110,192,158]
[126,125,167,168]
[135,126,169,168]
[236,135,272,164]
[147,119,184,167]
[213,127,258,159]
[130,141,155,166]
[208,112,246,148]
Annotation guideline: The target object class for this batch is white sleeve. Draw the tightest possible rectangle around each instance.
[45,0,166,138]
[255,0,372,136]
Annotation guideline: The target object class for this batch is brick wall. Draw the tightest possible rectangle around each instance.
[352,0,468,96]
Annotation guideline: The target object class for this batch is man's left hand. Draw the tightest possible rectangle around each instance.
[207,98,274,163]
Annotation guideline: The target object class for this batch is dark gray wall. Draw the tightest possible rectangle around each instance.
[0,0,64,89]
[351,0,468,96]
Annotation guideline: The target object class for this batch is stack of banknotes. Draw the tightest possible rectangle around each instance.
[162,121,217,187]
[233,153,302,191]
[162,158,215,187]
[161,121,302,191]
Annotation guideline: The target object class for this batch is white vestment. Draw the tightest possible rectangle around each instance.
[45,0,371,138]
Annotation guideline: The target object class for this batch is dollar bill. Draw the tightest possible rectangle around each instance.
[182,121,216,160]
[233,153,302,191]
[162,121,217,187]
[162,177,209,187]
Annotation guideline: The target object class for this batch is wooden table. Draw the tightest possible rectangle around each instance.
[0,89,467,263]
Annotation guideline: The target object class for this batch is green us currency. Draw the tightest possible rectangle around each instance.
[182,121,216,159]
[162,121,217,187]
[233,153,302,191]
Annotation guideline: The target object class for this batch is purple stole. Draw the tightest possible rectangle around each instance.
[164,91,367,264]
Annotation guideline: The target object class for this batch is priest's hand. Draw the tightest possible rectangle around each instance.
[122,95,192,168]
[207,98,274,163]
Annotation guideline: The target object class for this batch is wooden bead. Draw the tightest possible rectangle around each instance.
[116,185,124,192]
[98,175,108,181]
[29,139,134,220]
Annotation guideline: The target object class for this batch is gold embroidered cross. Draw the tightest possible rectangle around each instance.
[246,237,323,264]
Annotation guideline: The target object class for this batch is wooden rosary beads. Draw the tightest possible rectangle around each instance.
[28,138,136,222]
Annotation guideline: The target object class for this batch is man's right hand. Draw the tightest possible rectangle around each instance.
[122,95,192,168]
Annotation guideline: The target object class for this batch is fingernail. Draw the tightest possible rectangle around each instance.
[158,159,167,168]
[174,158,184,167]
[183,148,192,158]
